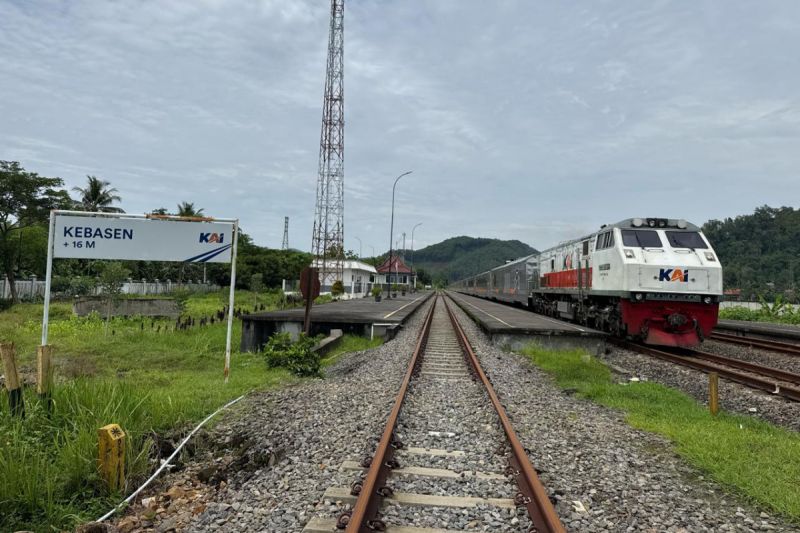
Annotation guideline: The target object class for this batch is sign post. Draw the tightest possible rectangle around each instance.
[41,210,239,381]
[300,266,320,335]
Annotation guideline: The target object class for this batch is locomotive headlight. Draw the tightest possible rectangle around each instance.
[624,249,635,258]
[703,296,712,304]
[632,218,643,227]
[634,293,644,301]
[704,252,716,261]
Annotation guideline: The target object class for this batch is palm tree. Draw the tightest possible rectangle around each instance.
[72,176,124,212]
[176,202,204,218]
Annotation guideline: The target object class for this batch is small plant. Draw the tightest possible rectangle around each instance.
[331,280,345,298]
[263,332,321,377]
[250,273,264,308]
[171,288,191,316]
[371,286,382,297]
[97,262,130,335]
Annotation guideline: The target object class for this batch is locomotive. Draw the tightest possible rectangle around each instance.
[452,218,723,347]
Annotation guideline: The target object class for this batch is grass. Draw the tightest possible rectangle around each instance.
[322,334,383,367]
[519,345,800,521]
[0,289,296,532]
[719,306,800,325]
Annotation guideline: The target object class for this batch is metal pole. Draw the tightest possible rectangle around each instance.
[411,222,422,289]
[355,236,362,258]
[388,171,412,298]
[224,220,239,383]
[41,211,57,346]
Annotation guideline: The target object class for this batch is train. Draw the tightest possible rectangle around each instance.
[451,218,723,347]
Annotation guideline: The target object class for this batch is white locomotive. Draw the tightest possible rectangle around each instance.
[452,218,723,347]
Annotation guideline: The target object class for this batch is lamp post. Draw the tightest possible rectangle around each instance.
[354,236,362,259]
[388,170,412,297]
[411,222,422,290]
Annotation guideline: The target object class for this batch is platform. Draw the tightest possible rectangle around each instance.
[240,292,434,352]
[716,319,800,341]
[445,291,606,353]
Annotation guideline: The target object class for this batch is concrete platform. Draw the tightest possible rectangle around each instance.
[445,291,606,353]
[716,319,800,341]
[240,291,433,352]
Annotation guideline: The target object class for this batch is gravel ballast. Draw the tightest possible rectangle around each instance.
[603,344,800,432]
[107,293,798,532]
[109,298,435,533]
[446,297,798,532]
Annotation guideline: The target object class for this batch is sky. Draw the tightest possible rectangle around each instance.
[2,0,799,254]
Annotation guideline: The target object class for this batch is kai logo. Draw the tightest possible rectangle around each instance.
[658,268,689,282]
[199,232,225,244]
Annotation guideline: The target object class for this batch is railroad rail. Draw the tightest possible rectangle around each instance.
[312,295,565,533]
[617,340,800,403]
[710,331,800,357]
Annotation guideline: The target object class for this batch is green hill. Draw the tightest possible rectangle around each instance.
[404,236,537,283]
[702,205,800,301]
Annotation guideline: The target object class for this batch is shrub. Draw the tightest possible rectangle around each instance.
[331,280,344,298]
[371,286,382,297]
[263,332,321,377]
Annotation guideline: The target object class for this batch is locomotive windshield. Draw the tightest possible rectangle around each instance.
[621,229,662,248]
[666,231,708,249]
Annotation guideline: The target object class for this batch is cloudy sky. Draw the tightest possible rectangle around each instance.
[2,1,799,253]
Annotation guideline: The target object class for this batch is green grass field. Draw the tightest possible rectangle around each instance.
[0,290,301,532]
[520,345,800,522]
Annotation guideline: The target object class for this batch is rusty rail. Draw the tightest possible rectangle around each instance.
[710,332,800,357]
[693,350,800,387]
[443,297,566,533]
[617,340,800,403]
[341,296,436,532]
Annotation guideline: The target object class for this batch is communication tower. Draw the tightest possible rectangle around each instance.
[311,0,345,287]
[282,216,289,250]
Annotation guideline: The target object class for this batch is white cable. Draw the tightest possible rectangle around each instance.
[96,393,247,523]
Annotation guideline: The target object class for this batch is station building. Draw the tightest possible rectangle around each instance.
[375,255,415,291]
[312,259,378,300]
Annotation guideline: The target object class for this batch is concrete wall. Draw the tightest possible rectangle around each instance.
[1,276,218,301]
[73,298,180,318]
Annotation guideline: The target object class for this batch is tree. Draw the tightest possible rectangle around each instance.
[72,175,124,213]
[1,161,71,303]
[97,262,130,335]
[176,202,204,218]
[331,280,345,298]
[151,207,169,215]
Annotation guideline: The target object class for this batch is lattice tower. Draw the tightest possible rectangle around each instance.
[311,0,345,287]
[282,216,289,250]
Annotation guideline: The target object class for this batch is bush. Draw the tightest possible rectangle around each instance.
[331,280,344,298]
[263,332,321,377]
[371,286,382,297]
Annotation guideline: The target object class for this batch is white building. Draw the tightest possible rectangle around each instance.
[312,259,378,300]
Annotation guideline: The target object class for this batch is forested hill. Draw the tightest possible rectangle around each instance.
[408,236,536,283]
[702,206,800,300]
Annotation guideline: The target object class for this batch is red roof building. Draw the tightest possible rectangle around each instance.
[376,255,412,274]
[376,255,414,287]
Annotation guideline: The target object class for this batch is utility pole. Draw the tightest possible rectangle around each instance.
[282,216,289,250]
[311,0,345,290]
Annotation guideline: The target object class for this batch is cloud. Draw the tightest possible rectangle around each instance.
[1,0,799,255]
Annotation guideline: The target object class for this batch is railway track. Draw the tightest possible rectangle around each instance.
[617,341,800,403]
[305,295,565,533]
[710,331,800,357]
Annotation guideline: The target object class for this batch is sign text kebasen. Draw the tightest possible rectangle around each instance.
[54,215,234,263]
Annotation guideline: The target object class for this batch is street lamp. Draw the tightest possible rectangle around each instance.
[354,236,362,259]
[388,170,412,297]
[411,222,422,290]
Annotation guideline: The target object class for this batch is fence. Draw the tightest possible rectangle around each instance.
[720,301,798,311]
[1,276,219,301]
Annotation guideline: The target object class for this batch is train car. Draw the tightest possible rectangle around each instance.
[453,217,723,348]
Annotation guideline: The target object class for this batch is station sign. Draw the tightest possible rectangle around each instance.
[53,214,234,263]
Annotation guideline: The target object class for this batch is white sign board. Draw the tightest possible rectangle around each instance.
[53,215,234,263]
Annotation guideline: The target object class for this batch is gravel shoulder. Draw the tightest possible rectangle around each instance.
[448,300,799,532]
